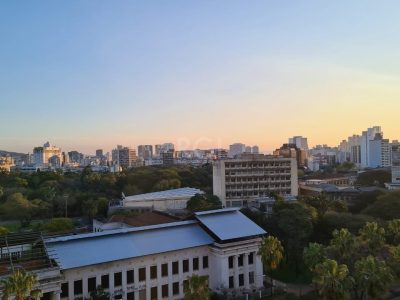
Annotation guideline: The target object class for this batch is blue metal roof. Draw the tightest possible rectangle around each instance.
[195,209,266,241]
[45,222,214,269]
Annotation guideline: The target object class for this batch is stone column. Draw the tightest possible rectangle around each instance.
[233,255,239,288]
[244,253,250,289]
[51,292,61,300]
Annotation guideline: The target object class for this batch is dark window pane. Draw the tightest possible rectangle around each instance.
[114,272,122,287]
[193,257,199,271]
[183,259,189,273]
[249,272,255,284]
[101,275,109,289]
[238,254,244,267]
[127,270,134,284]
[74,280,83,295]
[172,261,179,275]
[88,277,96,292]
[249,252,254,265]
[151,287,157,300]
[229,256,234,269]
[203,256,209,269]
[162,263,168,277]
[61,282,69,298]
[239,274,244,287]
[150,265,157,279]
[229,276,234,289]
[139,268,146,282]
[173,282,179,295]
[127,292,135,300]
[162,284,168,297]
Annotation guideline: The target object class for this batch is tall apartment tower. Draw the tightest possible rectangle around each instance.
[360,126,382,168]
[288,136,309,151]
[369,133,391,168]
[137,145,153,160]
[33,142,62,168]
[391,141,400,185]
[228,143,246,158]
[112,146,137,169]
[213,154,298,207]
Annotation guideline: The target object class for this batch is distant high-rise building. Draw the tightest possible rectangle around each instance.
[161,149,175,166]
[112,146,138,169]
[154,143,175,158]
[68,151,84,164]
[33,142,62,168]
[138,145,153,160]
[288,136,309,151]
[228,143,246,157]
[96,149,103,157]
[360,126,382,168]
[391,141,400,185]
[251,146,259,154]
[369,133,391,168]
[274,143,307,168]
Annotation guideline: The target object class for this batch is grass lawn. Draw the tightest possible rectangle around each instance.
[271,263,312,284]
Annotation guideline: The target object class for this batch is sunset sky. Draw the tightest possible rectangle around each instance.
[1,1,400,154]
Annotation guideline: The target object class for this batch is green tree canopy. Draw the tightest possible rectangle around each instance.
[44,218,74,233]
[362,191,400,220]
[183,274,211,300]
[186,194,221,212]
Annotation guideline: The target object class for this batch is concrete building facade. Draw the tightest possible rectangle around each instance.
[213,154,298,207]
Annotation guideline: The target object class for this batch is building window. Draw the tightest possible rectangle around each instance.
[238,254,244,267]
[139,289,146,300]
[74,280,83,295]
[229,256,234,269]
[193,257,199,271]
[249,272,255,284]
[139,268,146,282]
[127,292,135,300]
[172,282,179,295]
[172,261,179,275]
[229,276,234,289]
[150,265,157,279]
[88,277,96,292]
[61,282,68,298]
[101,275,109,289]
[248,252,254,265]
[161,263,168,277]
[162,284,168,298]
[127,270,134,284]
[114,272,122,287]
[239,274,244,287]
[183,259,189,273]
[203,256,209,269]
[151,287,157,300]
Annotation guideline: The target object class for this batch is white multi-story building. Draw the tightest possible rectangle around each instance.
[360,126,382,168]
[387,141,400,190]
[228,143,246,158]
[369,134,391,168]
[39,209,265,300]
[33,142,62,168]
[213,154,298,207]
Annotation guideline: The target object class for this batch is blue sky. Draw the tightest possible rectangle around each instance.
[1,1,400,153]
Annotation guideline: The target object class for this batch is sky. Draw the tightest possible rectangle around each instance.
[1,1,400,154]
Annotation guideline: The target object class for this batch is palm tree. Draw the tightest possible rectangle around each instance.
[328,228,357,264]
[354,256,394,300]
[359,222,385,254]
[387,219,400,245]
[303,242,326,272]
[313,259,353,300]
[1,269,42,300]
[258,236,284,292]
[183,274,211,300]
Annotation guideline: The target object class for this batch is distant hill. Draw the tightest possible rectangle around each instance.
[0,150,26,157]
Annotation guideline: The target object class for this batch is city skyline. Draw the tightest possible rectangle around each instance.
[2,1,400,153]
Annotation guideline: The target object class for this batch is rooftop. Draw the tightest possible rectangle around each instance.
[45,209,266,270]
[124,187,204,202]
[195,208,266,242]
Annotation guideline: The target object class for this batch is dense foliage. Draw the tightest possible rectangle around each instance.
[0,164,212,225]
